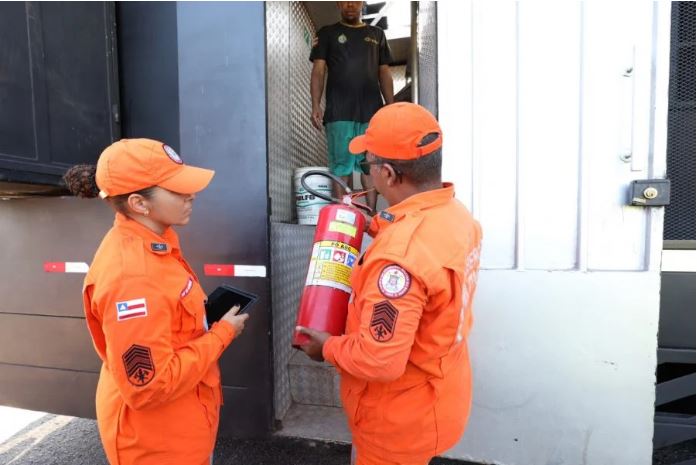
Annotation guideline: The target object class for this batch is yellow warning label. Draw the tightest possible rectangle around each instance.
[316,262,352,287]
[305,241,359,293]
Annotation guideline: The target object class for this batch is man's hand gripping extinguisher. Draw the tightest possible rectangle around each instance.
[292,170,373,348]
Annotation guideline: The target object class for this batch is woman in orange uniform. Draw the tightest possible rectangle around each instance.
[64,138,248,465]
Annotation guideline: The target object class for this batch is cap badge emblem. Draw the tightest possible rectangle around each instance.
[163,144,183,164]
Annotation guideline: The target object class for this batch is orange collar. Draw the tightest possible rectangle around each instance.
[369,183,455,236]
[113,213,181,255]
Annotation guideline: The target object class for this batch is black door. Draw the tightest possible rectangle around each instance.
[0,2,120,189]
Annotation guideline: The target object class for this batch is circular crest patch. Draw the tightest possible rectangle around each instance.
[337,34,347,44]
[163,144,183,164]
[378,265,411,299]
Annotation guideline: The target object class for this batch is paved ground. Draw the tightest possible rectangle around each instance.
[0,406,693,465]
[0,407,464,465]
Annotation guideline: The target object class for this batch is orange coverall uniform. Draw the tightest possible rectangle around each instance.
[322,183,482,464]
[83,213,237,465]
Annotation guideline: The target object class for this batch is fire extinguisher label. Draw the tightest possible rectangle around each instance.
[335,209,356,225]
[305,240,359,293]
[328,220,357,237]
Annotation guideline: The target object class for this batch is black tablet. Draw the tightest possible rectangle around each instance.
[205,284,258,325]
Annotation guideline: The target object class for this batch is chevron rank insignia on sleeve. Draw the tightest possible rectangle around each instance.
[369,301,399,342]
[122,344,155,387]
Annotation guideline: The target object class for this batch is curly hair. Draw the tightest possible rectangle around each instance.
[63,164,100,198]
[62,164,156,214]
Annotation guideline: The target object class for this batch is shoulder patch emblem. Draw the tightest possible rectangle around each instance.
[378,265,411,299]
[122,344,155,386]
[116,298,148,321]
[370,301,399,342]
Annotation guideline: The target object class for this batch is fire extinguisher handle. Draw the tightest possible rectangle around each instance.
[348,195,374,215]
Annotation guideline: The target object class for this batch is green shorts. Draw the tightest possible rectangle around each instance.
[325,121,369,176]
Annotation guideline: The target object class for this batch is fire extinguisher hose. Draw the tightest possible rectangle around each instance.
[300,170,373,214]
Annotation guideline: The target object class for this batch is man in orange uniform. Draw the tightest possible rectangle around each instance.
[298,103,483,465]
[79,139,247,464]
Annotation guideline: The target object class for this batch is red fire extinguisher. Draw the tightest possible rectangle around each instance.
[292,170,372,348]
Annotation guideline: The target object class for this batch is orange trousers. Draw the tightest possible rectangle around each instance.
[351,446,430,465]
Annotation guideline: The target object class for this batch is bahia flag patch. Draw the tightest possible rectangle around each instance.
[116,298,148,321]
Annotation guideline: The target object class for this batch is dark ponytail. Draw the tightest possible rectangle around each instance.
[63,164,99,198]
[63,164,156,215]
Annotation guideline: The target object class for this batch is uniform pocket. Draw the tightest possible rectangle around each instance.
[180,293,221,388]
[340,379,366,427]
[177,293,203,335]
[196,384,219,429]
[200,362,221,389]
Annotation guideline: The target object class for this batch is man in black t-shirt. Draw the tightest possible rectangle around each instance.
[310,1,394,211]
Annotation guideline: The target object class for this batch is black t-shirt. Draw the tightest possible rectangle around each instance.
[310,22,393,124]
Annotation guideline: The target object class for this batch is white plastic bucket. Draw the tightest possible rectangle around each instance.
[294,167,332,225]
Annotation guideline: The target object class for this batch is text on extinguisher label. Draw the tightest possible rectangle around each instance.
[305,240,360,294]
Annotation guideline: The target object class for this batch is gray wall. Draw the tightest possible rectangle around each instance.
[0,198,111,418]
[175,2,272,437]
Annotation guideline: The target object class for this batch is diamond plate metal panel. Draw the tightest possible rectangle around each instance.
[289,351,342,407]
[391,64,407,94]
[267,2,291,224]
[268,2,330,420]
[418,1,438,116]
[276,404,352,443]
[267,2,327,224]
[290,2,327,179]
[271,223,315,419]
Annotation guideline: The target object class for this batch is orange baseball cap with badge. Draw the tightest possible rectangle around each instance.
[348,102,442,160]
[96,138,215,198]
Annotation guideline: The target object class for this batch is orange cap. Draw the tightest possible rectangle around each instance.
[348,103,442,160]
[96,139,215,198]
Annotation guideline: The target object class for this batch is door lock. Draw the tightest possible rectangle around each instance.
[629,179,670,206]
[643,187,659,200]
